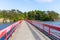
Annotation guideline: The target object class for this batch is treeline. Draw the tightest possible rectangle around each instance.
[0,9,25,22]
[0,9,59,22]
[26,10,59,21]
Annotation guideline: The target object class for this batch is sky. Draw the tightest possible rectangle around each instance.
[0,0,60,14]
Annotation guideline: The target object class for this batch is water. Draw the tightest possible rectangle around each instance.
[0,22,13,30]
[43,21,60,27]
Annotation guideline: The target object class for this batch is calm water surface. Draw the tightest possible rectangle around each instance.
[43,21,60,27]
[0,22,13,30]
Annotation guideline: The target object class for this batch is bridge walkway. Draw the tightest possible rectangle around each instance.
[10,21,51,40]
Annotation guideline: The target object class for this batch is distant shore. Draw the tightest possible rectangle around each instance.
[0,18,11,23]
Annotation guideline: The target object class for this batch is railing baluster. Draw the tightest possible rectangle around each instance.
[5,33,8,40]
[49,27,51,35]
[43,25,44,32]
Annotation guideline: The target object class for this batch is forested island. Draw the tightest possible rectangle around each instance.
[0,9,59,23]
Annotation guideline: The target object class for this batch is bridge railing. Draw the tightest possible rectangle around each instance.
[27,20,60,39]
[0,20,22,40]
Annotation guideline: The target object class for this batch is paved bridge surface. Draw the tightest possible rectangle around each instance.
[9,21,51,40]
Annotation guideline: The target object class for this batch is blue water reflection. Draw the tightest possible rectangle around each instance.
[0,22,13,30]
[43,21,60,27]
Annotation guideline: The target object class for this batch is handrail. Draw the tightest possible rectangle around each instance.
[0,30,6,38]
[0,20,22,40]
[27,20,60,39]
[43,24,60,31]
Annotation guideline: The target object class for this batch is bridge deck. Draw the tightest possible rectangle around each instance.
[9,21,51,40]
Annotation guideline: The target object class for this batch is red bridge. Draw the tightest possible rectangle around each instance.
[0,20,60,40]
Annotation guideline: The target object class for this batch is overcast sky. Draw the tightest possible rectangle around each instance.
[0,0,60,14]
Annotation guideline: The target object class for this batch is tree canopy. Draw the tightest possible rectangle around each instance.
[0,9,59,22]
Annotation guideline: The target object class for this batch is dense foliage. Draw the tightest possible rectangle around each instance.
[0,9,59,22]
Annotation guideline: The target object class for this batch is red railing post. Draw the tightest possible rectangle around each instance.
[14,26,16,32]
[49,27,51,35]
[10,29,12,37]
[42,25,44,32]
[5,33,8,40]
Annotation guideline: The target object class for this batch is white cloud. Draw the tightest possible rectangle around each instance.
[34,0,53,3]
